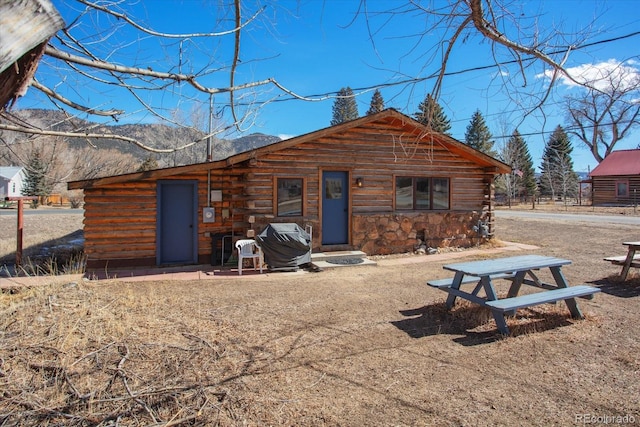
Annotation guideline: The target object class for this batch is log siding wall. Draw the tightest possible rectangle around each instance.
[245,122,494,254]
[83,171,246,268]
[592,175,640,206]
[80,115,501,268]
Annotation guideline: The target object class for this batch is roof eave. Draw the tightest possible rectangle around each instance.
[67,159,228,189]
[68,108,511,189]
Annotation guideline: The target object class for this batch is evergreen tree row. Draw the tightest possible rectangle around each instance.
[330,87,386,125]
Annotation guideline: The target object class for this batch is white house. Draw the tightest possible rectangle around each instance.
[0,166,25,199]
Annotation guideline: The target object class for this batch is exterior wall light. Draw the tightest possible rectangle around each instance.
[356,177,363,187]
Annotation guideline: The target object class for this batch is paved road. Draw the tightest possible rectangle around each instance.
[495,209,640,225]
[0,208,84,216]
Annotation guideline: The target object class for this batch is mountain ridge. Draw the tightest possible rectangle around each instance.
[3,109,283,166]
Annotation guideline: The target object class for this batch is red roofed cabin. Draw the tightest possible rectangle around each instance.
[68,109,510,270]
[589,149,640,206]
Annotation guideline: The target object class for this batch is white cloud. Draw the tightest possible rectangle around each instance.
[492,70,509,78]
[538,59,640,91]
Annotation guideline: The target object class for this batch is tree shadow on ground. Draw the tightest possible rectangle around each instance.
[0,230,84,276]
[588,276,640,298]
[391,301,577,346]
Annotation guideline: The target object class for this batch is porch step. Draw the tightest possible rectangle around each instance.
[310,251,376,269]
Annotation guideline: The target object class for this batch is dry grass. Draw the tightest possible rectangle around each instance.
[498,199,640,215]
[1,281,234,425]
[0,211,84,276]
[1,205,640,425]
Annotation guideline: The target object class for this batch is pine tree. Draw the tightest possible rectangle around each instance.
[414,94,451,135]
[464,110,497,157]
[22,149,52,208]
[330,87,359,125]
[366,89,385,115]
[500,130,536,202]
[539,125,579,202]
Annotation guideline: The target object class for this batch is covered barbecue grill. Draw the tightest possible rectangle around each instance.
[256,223,312,271]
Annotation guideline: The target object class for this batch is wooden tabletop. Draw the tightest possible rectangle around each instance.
[443,254,572,277]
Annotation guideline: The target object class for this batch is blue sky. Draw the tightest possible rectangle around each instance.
[20,0,640,173]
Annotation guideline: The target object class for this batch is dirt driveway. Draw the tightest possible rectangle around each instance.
[1,213,639,426]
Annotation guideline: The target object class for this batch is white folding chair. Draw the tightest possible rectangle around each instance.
[235,239,263,275]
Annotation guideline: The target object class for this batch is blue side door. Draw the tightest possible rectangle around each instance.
[157,180,198,265]
[322,171,349,245]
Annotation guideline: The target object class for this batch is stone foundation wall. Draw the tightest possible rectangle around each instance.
[353,211,489,255]
[250,211,491,255]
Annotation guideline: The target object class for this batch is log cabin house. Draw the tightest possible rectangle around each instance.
[588,149,640,206]
[67,109,510,269]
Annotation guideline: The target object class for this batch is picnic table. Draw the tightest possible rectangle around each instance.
[428,254,600,335]
[604,241,640,281]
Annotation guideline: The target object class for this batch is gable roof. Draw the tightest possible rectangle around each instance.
[68,109,511,190]
[589,149,640,177]
[0,166,24,180]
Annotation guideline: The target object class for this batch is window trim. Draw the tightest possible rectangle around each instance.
[274,176,306,217]
[616,179,629,198]
[394,175,450,211]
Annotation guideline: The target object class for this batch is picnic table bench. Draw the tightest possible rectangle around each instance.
[427,254,600,335]
[604,241,640,280]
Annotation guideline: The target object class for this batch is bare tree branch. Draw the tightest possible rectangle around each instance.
[432,15,473,100]
[7,0,633,162]
[467,0,585,89]
[31,79,123,117]
[44,46,276,95]
[76,0,266,39]
[230,0,242,128]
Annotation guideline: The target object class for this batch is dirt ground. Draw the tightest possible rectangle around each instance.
[1,206,639,426]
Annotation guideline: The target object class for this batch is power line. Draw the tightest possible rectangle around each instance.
[289,30,640,101]
[491,119,638,141]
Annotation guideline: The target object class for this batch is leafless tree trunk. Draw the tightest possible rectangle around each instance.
[495,137,517,205]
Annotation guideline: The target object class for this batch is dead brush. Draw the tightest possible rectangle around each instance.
[7,251,87,278]
[0,280,249,426]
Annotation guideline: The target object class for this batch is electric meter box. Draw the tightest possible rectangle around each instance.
[203,207,215,223]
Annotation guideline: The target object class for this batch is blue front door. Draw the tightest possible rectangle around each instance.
[157,180,198,265]
[322,171,349,245]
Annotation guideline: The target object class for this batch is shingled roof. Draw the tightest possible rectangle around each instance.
[589,149,640,177]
